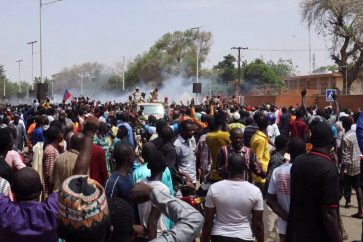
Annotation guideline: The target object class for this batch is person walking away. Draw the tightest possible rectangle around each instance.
[267,137,306,242]
[104,143,134,202]
[42,126,61,200]
[289,109,308,141]
[340,116,363,218]
[49,133,84,191]
[285,122,342,242]
[263,135,289,240]
[278,107,290,137]
[201,154,264,242]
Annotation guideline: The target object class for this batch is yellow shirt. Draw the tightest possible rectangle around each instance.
[206,130,230,181]
[250,130,270,184]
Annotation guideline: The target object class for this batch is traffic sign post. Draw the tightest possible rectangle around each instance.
[326,89,337,102]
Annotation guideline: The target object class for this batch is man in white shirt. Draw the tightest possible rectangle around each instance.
[266,137,306,242]
[201,153,264,242]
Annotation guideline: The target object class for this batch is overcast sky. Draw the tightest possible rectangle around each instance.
[1,0,332,83]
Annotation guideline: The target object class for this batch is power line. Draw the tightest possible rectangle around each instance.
[247,48,324,52]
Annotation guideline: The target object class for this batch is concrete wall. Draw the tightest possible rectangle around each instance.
[243,94,363,111]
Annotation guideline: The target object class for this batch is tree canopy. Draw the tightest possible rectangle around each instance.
[213,54,237,83]
[302,0,363,93]
[242,59,285,86]
[125,30,212,87]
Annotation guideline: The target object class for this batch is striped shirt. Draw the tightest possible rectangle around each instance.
[42,144,59,199]
[342,129,361,176]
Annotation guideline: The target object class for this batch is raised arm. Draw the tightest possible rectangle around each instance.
[73,116,98,175]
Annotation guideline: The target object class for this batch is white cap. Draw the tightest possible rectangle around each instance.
[338,112,349,118]
[232,112,240,120]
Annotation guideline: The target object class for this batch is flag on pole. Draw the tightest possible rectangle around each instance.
[62,89,71,103]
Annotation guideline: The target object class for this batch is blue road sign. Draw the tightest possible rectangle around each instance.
[326,89,337,102]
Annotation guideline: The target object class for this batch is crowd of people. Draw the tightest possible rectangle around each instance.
[0,88,362,242]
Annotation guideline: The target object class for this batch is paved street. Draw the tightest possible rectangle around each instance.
[340,194,362,242]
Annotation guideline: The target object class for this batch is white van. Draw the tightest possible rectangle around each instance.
[136,103,165,120]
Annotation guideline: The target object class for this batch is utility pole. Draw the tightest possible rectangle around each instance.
[40,0,62,83]
[231,46,248,97]
[16,59,23,93]
[191,26,202,104]
[122,56,125,91]
[27,41,37,90]
[309,26,312,73]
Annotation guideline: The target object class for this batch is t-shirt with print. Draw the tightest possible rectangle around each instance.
[104,172,133,202]
[138,180,170,235]
[268,163,292,234]
[205,180,263,241]
[285,152,339,242]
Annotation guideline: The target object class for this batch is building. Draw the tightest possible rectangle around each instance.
[284,72,363,94]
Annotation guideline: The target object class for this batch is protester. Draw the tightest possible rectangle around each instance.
[285,122,342,242]
[250,114,270,190]
[206,113,231,182]
[267,137,306,242]
[201,154,264,242]
[174,120,197,188]
[42,126,61,199]
[49,133,84,191]
[137,151,170,240]
[133,142,174,195]
[104,143,134,201]
[217,128,264,181]
[263,134,289,240]
[340,116,363,217]
[131,182,204,242]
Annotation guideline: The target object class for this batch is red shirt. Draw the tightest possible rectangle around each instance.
[90,144,109,186]
[290,119,308,139]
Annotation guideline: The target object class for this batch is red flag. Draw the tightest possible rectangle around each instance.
[63,90,71,103]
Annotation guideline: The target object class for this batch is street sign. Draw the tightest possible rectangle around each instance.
[326,89,337,102]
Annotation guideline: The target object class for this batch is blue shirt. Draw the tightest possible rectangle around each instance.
[117,122,135,148]
[31,127,45,146]
[132,164,174,196]
[104,173,133,202]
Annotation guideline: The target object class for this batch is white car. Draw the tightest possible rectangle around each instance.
[137,103,165,120]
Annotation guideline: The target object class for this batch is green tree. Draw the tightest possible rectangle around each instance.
[302,0,363,93]
[267,58,297,78]
[125,30,212,87]
[242,59,283,86]
[213,54,237,82]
